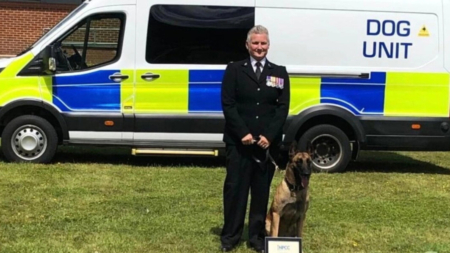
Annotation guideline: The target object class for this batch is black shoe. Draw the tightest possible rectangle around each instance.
[220,244,235,252]
[248,243,265,253]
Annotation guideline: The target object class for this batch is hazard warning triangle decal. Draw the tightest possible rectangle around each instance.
[419,25,430,37]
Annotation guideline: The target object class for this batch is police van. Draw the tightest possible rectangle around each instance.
[0,0,448,172]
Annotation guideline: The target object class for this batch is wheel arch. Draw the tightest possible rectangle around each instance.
[0,100,69,143]
[284,105,366,145]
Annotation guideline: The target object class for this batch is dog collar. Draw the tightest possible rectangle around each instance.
[284,178,301,192]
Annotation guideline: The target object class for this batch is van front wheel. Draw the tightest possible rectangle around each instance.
[2,115,58,163]
[299,124,351,173]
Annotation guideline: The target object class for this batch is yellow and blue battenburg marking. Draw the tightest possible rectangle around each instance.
[50,70,450,117]
[51,69,225,113]
[0,54,448,118]
[290,71,449,117]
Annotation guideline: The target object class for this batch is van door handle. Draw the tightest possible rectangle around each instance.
[141,73,160,81]
[109,73,129,82]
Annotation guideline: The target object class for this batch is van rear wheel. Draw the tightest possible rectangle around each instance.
[2,115,58,163]
[299,124,351,173]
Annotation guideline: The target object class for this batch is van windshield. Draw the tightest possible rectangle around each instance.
[16,2,88,57]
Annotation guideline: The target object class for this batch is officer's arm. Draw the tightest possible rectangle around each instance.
[263,66,290,143]
[221,63,250,139]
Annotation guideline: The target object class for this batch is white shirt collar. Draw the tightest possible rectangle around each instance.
[250,57,266,72]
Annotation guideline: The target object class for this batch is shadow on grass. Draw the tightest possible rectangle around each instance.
[50,146,226,168]
[210,225,250,247]
[2,145,449,174]
[346,151,450,175]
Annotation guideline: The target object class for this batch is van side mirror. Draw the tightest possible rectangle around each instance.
[42,45,56,73]
[49,57,56,72]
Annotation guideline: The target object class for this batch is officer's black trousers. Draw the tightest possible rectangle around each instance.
[220,144,276,247]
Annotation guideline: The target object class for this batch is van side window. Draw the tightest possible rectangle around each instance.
[55,13,125,71]
[146,5,255,64]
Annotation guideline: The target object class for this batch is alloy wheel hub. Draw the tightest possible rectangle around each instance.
[12,125,47,160]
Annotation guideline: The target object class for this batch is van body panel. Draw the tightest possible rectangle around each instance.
[2,0,450,165]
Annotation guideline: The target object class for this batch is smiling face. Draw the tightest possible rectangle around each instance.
[246,33,270,61]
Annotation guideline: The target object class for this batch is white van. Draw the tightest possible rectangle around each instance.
[0,0,449,172]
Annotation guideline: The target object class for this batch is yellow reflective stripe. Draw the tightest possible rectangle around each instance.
[121,69,134,114]
[135,69,188,114]
[289,77,321,115]
[384,72,449,117]
[0,53,46,105]
[39,76,53,103]
[0,77,42,105]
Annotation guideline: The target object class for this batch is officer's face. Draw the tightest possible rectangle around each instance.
[246,33,270,61]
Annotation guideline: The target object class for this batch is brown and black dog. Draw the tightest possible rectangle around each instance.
[265,141,313,238]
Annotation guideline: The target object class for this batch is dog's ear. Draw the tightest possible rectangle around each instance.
[289,141,298,158]
[306,140,314,158]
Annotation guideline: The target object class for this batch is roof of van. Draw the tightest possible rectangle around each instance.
[256,0,441,13]
[84,0,442,14]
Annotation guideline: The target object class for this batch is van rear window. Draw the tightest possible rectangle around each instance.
[146,5,255,64]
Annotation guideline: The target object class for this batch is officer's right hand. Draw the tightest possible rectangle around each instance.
[241,134,253,145]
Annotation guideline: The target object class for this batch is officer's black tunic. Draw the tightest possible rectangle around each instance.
[220,58,290,247]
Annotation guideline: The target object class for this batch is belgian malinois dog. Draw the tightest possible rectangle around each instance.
[265,141,313,238]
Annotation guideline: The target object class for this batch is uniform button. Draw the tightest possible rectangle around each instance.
[256,116,259,119]
[257,102,260,105]
[257,88,260,91]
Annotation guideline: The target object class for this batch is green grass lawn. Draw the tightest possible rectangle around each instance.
[0,147,450,253]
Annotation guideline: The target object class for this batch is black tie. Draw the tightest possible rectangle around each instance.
[255,61,262,80]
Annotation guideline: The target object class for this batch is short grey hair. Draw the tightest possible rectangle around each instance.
[246,25,270,43]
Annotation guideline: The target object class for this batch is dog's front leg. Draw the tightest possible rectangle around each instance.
[297,195,309,237]
[270,212,280,237]
[297,214,306,237]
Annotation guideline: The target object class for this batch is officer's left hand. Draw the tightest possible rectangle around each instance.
[257,135,270,149]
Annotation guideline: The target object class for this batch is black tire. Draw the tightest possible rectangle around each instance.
[299,124,351,173]
[1,115,58,163]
